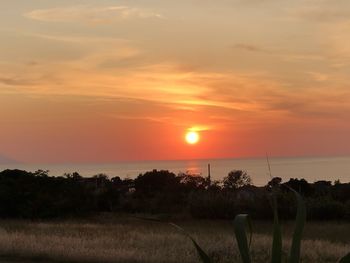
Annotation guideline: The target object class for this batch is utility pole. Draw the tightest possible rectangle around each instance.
[207,163,211,187]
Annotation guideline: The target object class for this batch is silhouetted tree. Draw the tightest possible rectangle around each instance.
[313,180,332,197]
[64,172,82,180]
[267,177,282,189]
[0,168,349,220]
[284,178,313,196]
[223,170,251,190]
[134,169,180,197]
[178,172,207,191]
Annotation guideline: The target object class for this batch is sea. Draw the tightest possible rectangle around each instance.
[0,156,349,186]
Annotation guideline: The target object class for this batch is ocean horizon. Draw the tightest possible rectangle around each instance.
[1,155,349,186]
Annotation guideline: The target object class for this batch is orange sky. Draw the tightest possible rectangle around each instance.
[1,0,350,163]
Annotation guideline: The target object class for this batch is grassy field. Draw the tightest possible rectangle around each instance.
[0,215,349,263]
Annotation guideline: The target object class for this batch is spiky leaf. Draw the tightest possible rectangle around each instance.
[339,253,350,263]
[288,188,306,263]
[271,195,282,263]
[169,223,212,263]
[234,214,252,263]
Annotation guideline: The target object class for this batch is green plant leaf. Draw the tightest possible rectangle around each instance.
[169,223,213,263]
[234,214,252,263]
[271,195,282,263]
[288,188,306,263]
[339,252,350,263]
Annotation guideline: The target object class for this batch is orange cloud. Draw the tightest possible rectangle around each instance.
[25,5,164,24]
[1,0,350,162]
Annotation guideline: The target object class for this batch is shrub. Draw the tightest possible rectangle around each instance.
[223,170,251,190]
[307,198,346,220]
[188,191,237,219]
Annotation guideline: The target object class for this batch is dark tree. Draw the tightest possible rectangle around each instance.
[0,168,348,220]
[267,177,282,190]
[223,170,251,190]
[178,172,207,191]
[284,178,313,196]
[134,169,180,197]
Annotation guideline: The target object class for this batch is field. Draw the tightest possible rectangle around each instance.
[0,215,349,263]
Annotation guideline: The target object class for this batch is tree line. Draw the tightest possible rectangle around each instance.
[0,169,349,220]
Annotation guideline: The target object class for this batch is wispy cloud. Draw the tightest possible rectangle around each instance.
[0,76,35,86]
[3,57,349,125]
[306,72,329,82]
[290,5,350,22]
[27,33,129,44]
[275,0,347,25]
[232,43,268,53]
[25,5,164,24]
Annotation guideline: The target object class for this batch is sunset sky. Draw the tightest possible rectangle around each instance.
[1,0,350,163]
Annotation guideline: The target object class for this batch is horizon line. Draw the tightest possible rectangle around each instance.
[2,153,350,166]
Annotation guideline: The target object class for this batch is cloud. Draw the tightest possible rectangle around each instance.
[25,5,164,24]
[0,77,34,86]
[2,51,349,128]
[288,1,350,22]
[27,33,129,44]
[188,125,212,132]
[232,43,268,53]
[28,33,141,61]
[232,43,332,65]
[306,72,329,82]
[293,7,350,22]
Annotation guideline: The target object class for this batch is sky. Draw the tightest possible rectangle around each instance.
[1,0,350,163]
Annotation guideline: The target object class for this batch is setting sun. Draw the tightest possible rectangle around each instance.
[185,131,200,145]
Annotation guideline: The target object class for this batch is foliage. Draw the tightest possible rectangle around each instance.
[174,186,349,263]
[188,191,237,219]
[0,169,117,218]
[339,253,350,263]
[0,169,349,220]
[307,198,346,220]
[223,170,251,190]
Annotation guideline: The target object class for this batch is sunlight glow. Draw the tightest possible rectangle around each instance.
[185,131,200,144]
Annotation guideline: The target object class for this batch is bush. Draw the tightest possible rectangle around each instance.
[223,170,251,190]
[188,191,238,219]
[307,198,346,220]
[345,200,350,219]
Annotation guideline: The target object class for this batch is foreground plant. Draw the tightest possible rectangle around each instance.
[171,188,350,263]
[232,188,305,263]
[340,253,350,263]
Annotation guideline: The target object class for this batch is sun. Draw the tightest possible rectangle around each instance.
[185,131,200,144]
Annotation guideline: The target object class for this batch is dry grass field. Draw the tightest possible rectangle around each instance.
[0,215,348,263]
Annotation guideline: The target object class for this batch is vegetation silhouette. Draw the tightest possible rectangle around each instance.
[223,170,252,190]
[170,187,350,263]
[0,169,349,220]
